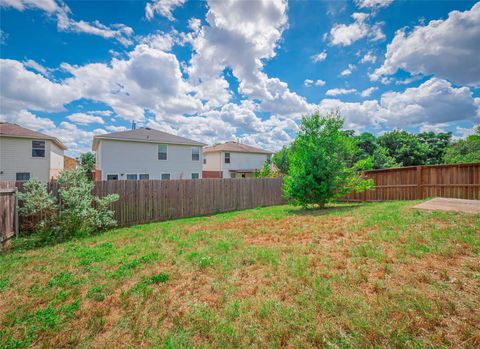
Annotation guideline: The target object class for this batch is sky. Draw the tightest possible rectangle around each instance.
[0,0,479,156]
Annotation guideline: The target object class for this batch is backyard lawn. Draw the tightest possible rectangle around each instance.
[0,201,479,348]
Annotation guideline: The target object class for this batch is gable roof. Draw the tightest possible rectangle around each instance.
[92,127,206,150]
[0,122,67,150]
[203,141,272,155]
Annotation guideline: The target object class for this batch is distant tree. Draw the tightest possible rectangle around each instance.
[272,146,290,174]
[378,130,428,166]
[283,112,373,208]
[80,152,95,172]
[443,126,480,164]
[417,131,452,164]
[354,132,399,169]
[254,161,280,178]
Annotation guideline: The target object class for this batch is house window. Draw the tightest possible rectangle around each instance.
[161,173,171,180]
[127,174,138,180]
[203,158,206,164]
[158,144,168,160]
[107,174,118,180]
[191,173,199,179]
[32,140,45,158]
[139,174,149,180]
[192,147,200,161]
[224,152,230,164]
[16,172,30,181]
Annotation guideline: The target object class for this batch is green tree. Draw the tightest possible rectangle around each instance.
[254,160,280,178]
[80,152,96,172]
[354,132,398,169]
[417,131,452,165]
[272,146,290,174]
[283,112,373,208]
[378,130,428,166]
[443,126,480,164]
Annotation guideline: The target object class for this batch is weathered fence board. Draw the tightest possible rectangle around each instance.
[5,178,286,229]
[344,163,480,202]
[0,182,17,247]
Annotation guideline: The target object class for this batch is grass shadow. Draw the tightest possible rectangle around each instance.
[287,203,365,217]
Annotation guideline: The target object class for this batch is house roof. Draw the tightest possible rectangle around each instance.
[92,127,206,150]
[203,141,272,155]
[0,122,67,150]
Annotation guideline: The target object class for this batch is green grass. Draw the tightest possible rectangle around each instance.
[1,201,479,348]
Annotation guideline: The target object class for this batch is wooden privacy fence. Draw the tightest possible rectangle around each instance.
[344,162,480,202]
[0,186,18,248]
[1,178,286,229]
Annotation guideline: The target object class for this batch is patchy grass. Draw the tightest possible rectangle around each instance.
[1,201,479,348]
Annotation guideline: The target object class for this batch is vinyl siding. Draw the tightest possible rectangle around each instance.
[0,136,63,181]
[96,139,203,180]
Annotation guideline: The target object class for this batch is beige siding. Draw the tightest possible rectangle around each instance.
[96,139,203,180]
[203,152,222,171]
[49,142,64,179]
[0,136,55,181]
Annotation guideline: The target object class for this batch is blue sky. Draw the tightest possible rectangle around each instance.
[1,0,479,156]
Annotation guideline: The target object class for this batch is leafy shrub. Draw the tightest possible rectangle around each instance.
[17,179,57,233]
[18,169,119,241]
[283,112,373,208]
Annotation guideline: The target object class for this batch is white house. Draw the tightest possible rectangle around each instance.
[92,127,206,181]
[203,141,272,178]
[0,122,66,181]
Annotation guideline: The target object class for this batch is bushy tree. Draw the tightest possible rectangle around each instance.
[354,132,398,169]
[283,112,373,208]
[272,146,290,174]
[443,126,480,164]
[378,130,428,166]
[417,131,452,164]
[17,179,57,233]
[254,160,280,178]
[56,169,119,238]
[80,152,96,172]
[18,169,119,242]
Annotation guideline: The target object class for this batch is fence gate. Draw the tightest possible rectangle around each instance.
[0,188,17,249]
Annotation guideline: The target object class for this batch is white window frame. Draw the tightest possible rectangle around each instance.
[192,147,200,161]
[32,140,45,158]
[158,144,168,160]
[126,174,138,180]
[224,152,230,164]
[106,174,118,180]
[191,173,199,179]
[161,173,171,180]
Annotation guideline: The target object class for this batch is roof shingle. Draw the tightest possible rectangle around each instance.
[203,141,272,154]
[0,122,66,150]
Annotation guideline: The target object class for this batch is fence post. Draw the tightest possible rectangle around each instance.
[15,187,19,239]
[416,166,423,199]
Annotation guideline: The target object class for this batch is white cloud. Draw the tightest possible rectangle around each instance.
[23,59,49,75]
[145,0,186,21]
[312,50,327,62]
[360,87,378,97]
[360,52,377,64]
[326,88,357,96]
[66,113,104,125]
[355,0,393,10]
[316,77,479,132]
[341,64,356,76]
[305,79,326,87]
[372,3,480,86]
[1,0,134,45]
[329,12,385,46]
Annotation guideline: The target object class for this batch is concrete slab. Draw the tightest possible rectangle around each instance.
[413,198,480,214]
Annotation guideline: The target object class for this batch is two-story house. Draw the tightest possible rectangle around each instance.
[92,127,206,180]
[0,122,66,181]
[202,141,272,178]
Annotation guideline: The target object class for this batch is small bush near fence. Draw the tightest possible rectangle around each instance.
[18,169,119,242]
